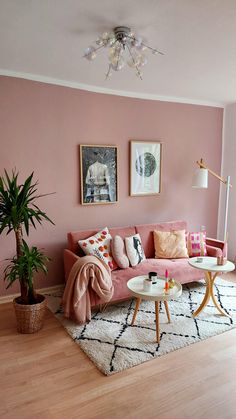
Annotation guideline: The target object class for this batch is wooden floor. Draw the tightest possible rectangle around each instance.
[1,273,236,419]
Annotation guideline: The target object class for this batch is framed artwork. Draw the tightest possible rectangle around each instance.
[130,140,162,196]
[80,144,118,205]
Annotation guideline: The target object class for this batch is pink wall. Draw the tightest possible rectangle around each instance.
[0,76,223,296]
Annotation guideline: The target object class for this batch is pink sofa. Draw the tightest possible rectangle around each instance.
[63,220,226,307]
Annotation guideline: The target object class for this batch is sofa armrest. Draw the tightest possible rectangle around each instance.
[63,249,80,281]
[206,238,227,258]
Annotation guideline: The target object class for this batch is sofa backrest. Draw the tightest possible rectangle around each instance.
[135,220,188,258]
[68,226,136,255]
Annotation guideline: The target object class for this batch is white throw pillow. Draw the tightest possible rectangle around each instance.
[78,227,117,270]
[125,234,146,267]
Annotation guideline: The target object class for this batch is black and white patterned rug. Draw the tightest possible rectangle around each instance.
[45,277,236,375]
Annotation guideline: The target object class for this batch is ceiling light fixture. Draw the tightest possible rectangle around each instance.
[83,26,164,80]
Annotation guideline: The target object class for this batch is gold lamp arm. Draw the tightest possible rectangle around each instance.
[197,159,232,187]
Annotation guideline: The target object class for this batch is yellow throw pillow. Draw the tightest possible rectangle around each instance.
[153,229,188,259]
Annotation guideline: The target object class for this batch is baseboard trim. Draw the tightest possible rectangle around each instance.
[0,284,64,305]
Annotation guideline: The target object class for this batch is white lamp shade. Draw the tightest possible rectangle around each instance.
[192,168,208,188]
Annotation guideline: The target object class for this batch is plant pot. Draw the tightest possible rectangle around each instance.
[13,294,47,334]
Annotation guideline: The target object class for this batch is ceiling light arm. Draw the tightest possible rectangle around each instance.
[83,44,105,58]
[127,35,164,55]
[126,43,143,80]
[197,158,232,187]
[105,64,112,80]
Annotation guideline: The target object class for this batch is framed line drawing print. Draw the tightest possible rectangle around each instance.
[80,144,118,205]
[130,140,162,196]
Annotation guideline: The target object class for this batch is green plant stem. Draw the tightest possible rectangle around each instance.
[15,227,28,304]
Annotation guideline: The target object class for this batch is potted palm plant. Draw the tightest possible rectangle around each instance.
[0,170,54,333]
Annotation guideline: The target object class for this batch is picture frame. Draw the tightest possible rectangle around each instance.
[80,144,118,205]
[130,140,162,196]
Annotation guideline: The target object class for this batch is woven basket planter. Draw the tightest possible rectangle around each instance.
[13,294,47,334]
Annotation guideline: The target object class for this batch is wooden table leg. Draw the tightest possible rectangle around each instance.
[193,271,230,317]
[164,300,171,323]
[155,301,160,343]
[193,271,211,317]
[131,298,141,325]
[209,273,230,317]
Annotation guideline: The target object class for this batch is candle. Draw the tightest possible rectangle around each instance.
[164,269,169,293]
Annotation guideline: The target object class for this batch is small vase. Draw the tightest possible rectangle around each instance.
[143,278,152,292]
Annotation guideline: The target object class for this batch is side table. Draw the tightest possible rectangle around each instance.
[127,275,182,343]
[188,256,235,317]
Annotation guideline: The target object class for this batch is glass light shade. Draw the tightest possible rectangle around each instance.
[86,51,96,61]
[111,58,125,71]
[84,46,96,60]
[134,36,143,47]
[192,168,208,188]
[139,55,148,66]
[108,47,116,59]
[102,32,109,40]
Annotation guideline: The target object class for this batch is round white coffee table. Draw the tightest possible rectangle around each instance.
[127,275,182,343]
[188,256,235,317]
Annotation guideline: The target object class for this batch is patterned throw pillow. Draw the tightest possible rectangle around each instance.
[187,231,207,257]
[125,234,146,267]
[78,227,117,270]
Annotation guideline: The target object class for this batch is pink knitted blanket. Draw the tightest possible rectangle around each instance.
[62,255,113,324]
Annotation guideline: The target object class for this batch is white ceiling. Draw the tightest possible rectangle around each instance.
[1,0,236,106]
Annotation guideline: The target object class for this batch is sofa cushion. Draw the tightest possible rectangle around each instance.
[154,229,188,259]
[188,231,207,257]
[78,227,117,270]
[135,221,188,258]
[68,226,136,255]
[125,234,146,266]
[111,235,129,269]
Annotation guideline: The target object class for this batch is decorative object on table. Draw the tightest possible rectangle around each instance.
[143,277,153,292]
[168,278,175,288]
[164,269,170,293]
[130,140,162,196]
[149,272,157,283]
[217,256,227,266]
[80,145,118,205]
[125,233,146,266]
[0,170,54,333]
[78,227,117,270]
[187,230,207,257]
[188,256,235,317]
[83,26,164,80]
[46,277,236,375]
[153,229,188,258]
[192,158,232,242]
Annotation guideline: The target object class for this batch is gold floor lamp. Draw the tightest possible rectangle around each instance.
[192,158,232,242]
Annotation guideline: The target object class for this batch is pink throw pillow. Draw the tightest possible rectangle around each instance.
[78,227,117,270]
[187,231,207,257]
[111,235,129,269]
